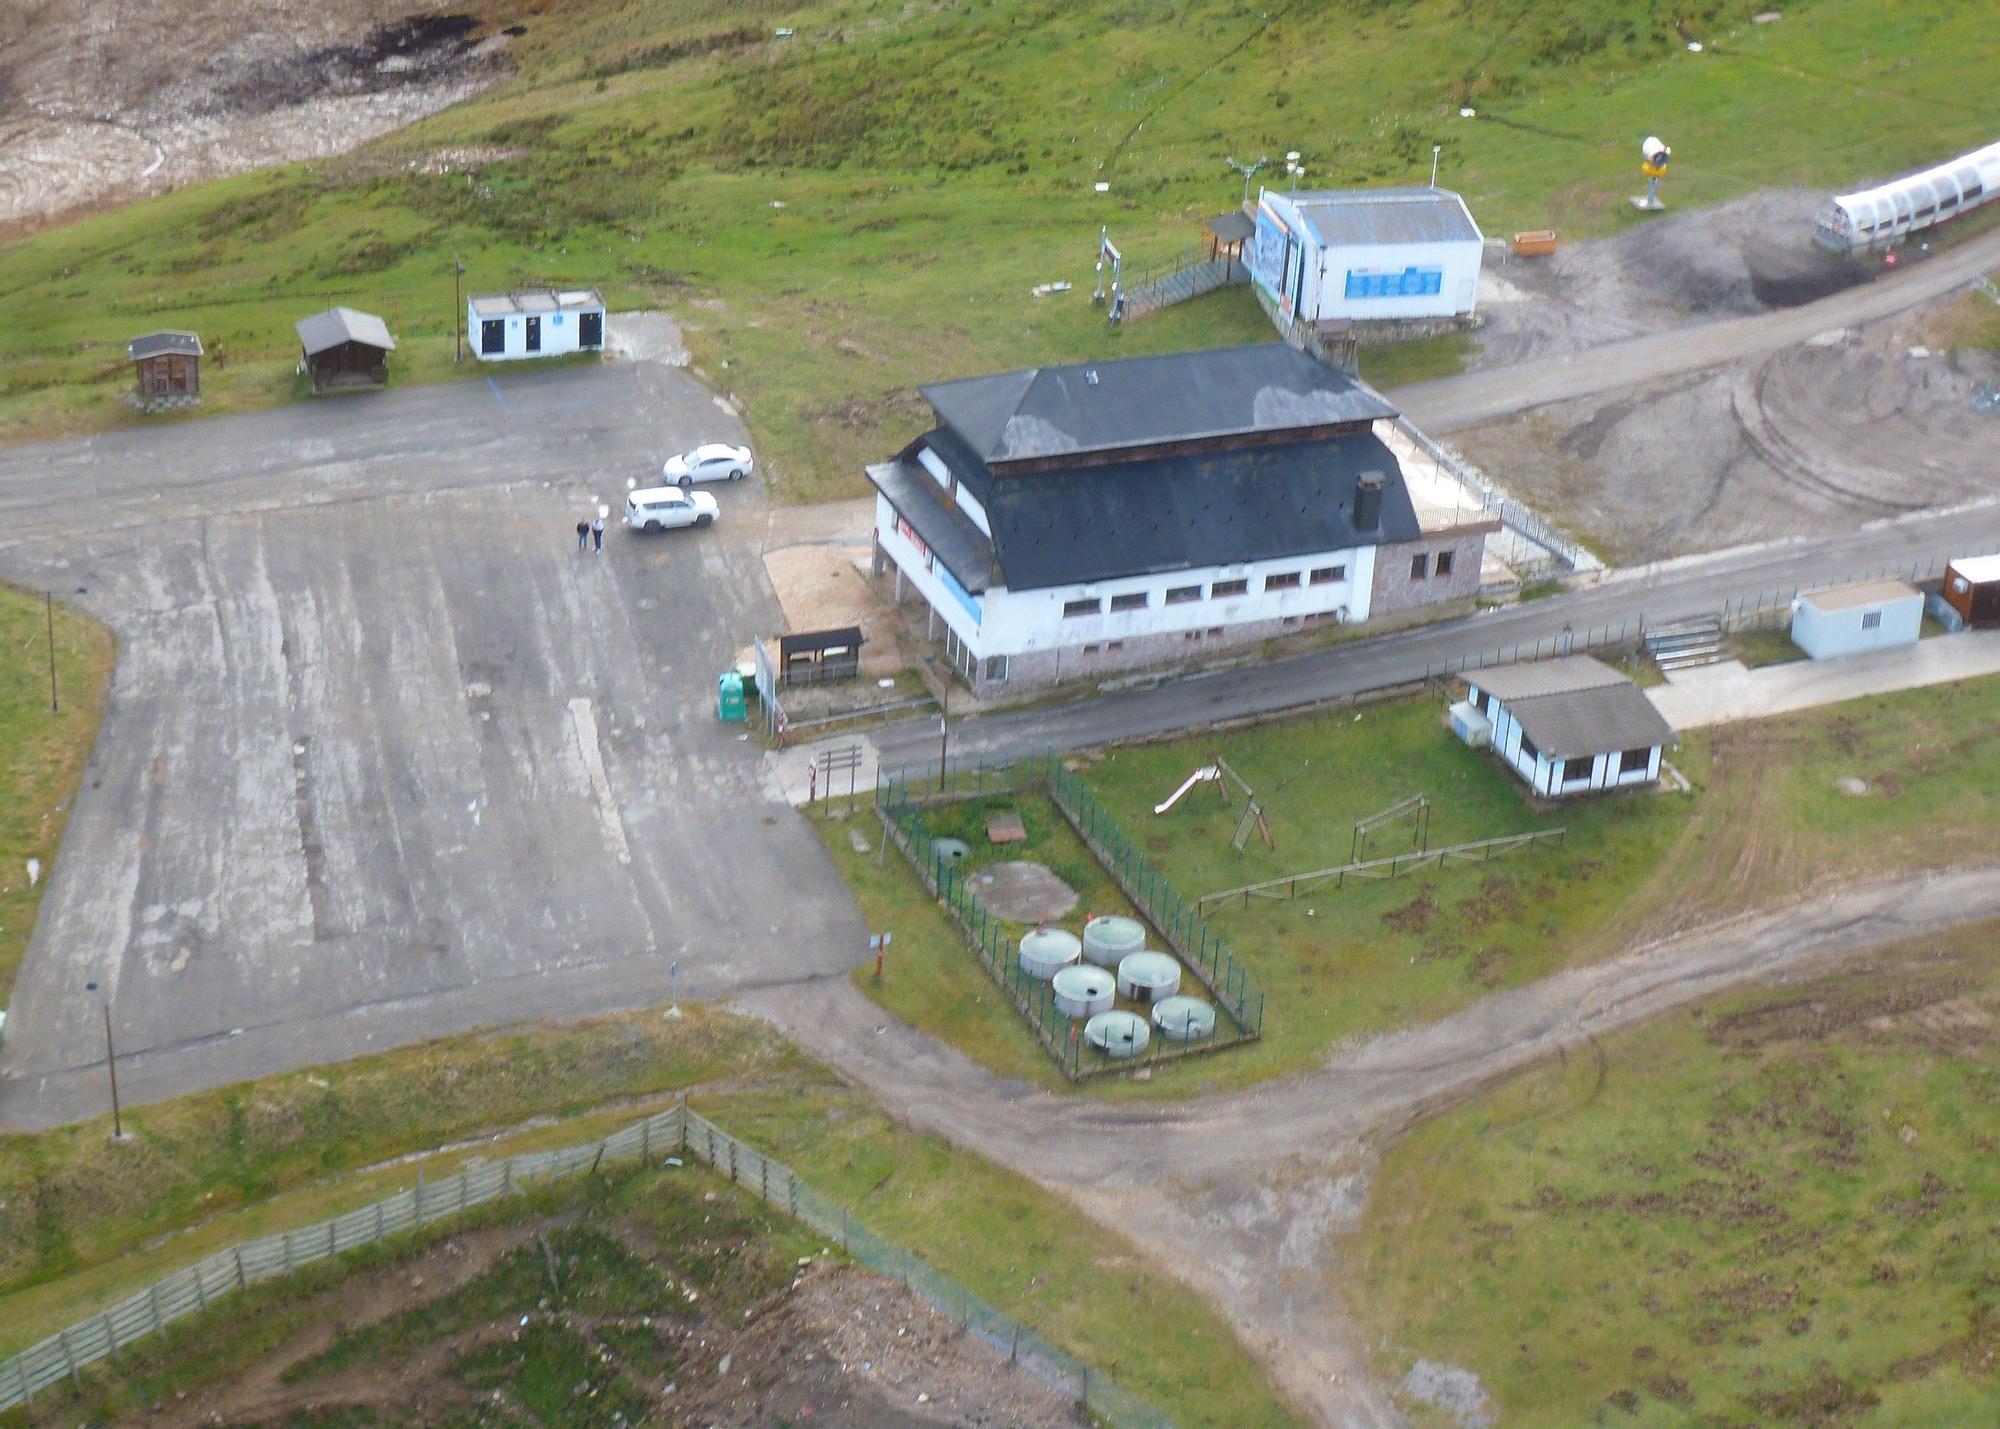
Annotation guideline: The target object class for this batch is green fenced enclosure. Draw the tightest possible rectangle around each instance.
[0,1101,1173,1428]
[875,752,1266,1080]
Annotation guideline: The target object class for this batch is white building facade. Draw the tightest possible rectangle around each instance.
[869,344,1493,692]
[1457,657,1674,799]
[468,289,606,361]
[1251,188,1484,324]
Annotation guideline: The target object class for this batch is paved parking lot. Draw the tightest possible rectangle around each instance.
[0,345,866,1130]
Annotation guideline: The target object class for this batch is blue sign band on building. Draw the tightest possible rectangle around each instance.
[934,562,983,625]
[1344,266,1444,300]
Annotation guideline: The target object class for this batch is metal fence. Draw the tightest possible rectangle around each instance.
[1392,417,1597,575]
[1423,617,1650,682]
[875,753,1265,1079]
[0,1103,1172,1428]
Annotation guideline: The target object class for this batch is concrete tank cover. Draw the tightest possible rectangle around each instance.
[972,861,1080,923]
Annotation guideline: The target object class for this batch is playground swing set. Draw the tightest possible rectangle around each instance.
[1153,756,1274,852]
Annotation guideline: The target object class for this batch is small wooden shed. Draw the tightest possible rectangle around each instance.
[296,307,397,392]
[127,331,203,410]
[1942,555,2000,628]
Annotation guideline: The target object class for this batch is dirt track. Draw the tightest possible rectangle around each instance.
[739,865,2000,1425]
[0,0,511,232]
[1422,193,2000,563]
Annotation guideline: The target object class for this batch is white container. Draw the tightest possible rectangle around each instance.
[1018,928,1083,981]
[1116,951,1183,1005]
[1152,996,1217,1041]
[1052,964,1115,1019]
[1085,1010,1151,1058]
[1082,915,1146,969]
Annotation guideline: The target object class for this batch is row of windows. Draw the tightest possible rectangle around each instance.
[1062,565,1347,619]
[1409,550,1456,581]
[1517,732,1651,780]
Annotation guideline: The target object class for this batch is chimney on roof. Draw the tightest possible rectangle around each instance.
[1354,471,1384,532]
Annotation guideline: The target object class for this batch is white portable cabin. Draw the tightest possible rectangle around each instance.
[1250,187,1483,323]
[1457,656,1675,799]
[468,289,606,361]
[1789,579,1922,660]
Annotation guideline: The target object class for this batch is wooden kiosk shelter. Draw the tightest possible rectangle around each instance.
[296,307,397,392]
[126,331,203,411]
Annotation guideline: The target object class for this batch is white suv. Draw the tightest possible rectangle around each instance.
[625,485,719,532]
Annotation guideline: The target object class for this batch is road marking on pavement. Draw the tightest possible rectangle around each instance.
[567,697,632,865]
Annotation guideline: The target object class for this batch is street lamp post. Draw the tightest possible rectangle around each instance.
[84,980,124,1140]
[453,254,466,364]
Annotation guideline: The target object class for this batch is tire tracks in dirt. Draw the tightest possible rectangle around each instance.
[738,864,2000,1425]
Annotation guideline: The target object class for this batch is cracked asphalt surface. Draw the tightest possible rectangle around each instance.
[0,351,866,1130]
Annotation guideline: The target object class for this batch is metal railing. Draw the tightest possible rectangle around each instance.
[0,1103,1173,1428]
[1197,827,1567,913]
[875,753,1265,1078]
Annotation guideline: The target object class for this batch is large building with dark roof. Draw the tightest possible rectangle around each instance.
[868,343,1497,691]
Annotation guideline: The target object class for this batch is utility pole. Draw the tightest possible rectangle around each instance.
[45,590,58,713]
[85,981,124,1140]
[453,254,466,363]
[1430,144,1442,188]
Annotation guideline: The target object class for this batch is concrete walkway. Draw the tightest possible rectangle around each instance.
[1648,629,2000,731]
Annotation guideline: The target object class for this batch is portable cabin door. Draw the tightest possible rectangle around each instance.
[578,311,603,348]
[525,316,541,353]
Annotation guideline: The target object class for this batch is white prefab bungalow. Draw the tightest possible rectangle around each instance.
[1790,579,1923,660]
[1454,656,1675,799]
[1250,187,1484,325]
[468,289,606,361]
[868,344,1496,693]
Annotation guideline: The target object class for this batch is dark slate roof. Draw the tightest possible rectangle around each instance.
[918,344,1398,467]
[1469,658,1676,758]
[1288,188,1482,247]
[295,307,398,356]
[127,331,203,361]
[866,458,1003,593]
[907,428,1418,592]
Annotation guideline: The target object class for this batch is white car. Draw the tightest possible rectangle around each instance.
[662,442,753,488]
[624,485,719,532]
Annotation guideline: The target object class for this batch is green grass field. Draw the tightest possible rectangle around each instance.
[0,1010,1297,1427]
[1350,920,2000,1424]
[1,0,1991,496]
[0,587,114,1009]
[832,673,2000,1094]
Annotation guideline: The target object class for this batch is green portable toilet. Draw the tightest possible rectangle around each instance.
[717,669,746,722]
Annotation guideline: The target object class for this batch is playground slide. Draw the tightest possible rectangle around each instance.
[1153,767,1217,815]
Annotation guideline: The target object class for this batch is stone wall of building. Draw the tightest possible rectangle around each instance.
[1367,525,1492,619]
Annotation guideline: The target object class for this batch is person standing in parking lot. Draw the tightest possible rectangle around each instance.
[576,518,589,551]
[591,516,605,552]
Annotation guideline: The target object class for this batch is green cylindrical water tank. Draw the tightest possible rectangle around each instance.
[1152,996,1216,1041]
[1116,951,1182,1004]
[1018,927,1082,980]
[1082,915,1146,969]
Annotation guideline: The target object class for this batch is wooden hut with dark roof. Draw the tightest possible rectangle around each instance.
[127,331,203,411]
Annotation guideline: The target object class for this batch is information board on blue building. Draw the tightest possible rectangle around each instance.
[1344,266,1444,300]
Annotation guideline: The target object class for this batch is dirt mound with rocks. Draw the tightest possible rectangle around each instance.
[0,0,513,234]
[1478,188,1869,367]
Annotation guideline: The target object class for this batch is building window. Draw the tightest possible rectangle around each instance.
[1106,641,1124,652]
[1211,578,1249,598]
[1208,627,1224,638]
[1619,747,1651,774]
[1861,610,1882,630]
[1562,756,1594,784]
[1166,585,1203,605]
[1110,592,1149,612]
[1265,572,1301,592]
[1474,689,1490,715]
[1063,598,1100,619]
[1519,732,1539,761]
[1410,553,1430,580]
[1310,565,1346,585]
[1080,644,1099,655]
[1435,550,1455,578]
[984,654,1009,683]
